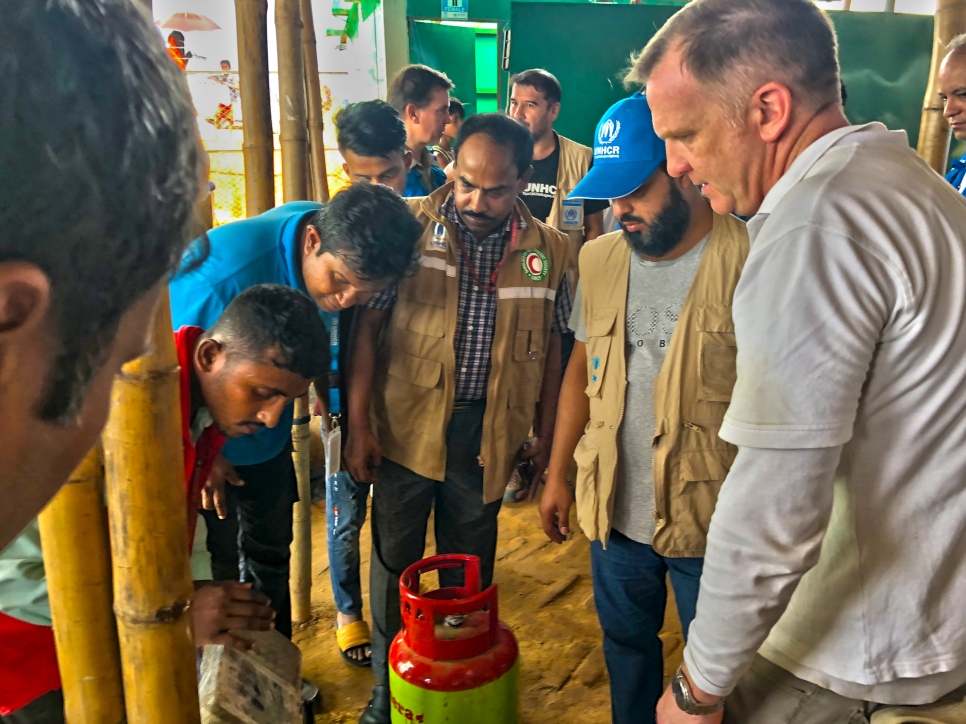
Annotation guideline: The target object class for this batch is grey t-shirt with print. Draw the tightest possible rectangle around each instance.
[571,234,708,545]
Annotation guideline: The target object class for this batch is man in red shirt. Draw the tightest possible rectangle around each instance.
[0,284,331,721]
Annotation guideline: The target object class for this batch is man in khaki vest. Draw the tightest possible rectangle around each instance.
[539,93,748,724]
[346,113,573,724]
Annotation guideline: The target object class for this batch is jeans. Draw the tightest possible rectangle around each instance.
[590,530,704,724]
[326,471,370,617]
[201,441,299,638]
[368,400,502,687]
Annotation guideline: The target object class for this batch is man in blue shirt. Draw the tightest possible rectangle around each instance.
[336,100,411,197]
[170,182,423,638]
[327,98,439,667]
[388,64,451,196]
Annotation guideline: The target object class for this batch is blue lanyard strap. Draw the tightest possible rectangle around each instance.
[322,311,341,416]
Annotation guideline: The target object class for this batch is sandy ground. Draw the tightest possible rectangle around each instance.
[293,493,684,723]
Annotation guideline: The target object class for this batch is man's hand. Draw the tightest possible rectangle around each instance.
[202,455,245,520]
[539,474,572,543]
[519,437,551,501]
[656,669,725,724]
[345,427,381,484]
[192,581,275,649]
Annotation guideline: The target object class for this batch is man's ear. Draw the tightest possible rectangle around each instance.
[406,102,419,124]
[303,224,323,258]
[0,262,50,336]
[548,102,561,124]
[195,337,224,375]
[751,81,793,144]
[0,262,51,386]
[403,149,414,172]
[342,161,351,178]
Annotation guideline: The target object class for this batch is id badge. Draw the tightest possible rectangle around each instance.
[325,419,341,479]
[561,198,584,229]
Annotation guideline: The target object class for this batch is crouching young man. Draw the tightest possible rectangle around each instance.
[0,284,330,721]
[539,93,748,724]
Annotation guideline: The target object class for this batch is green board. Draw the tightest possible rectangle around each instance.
[410,20,479,115]
[509,3,934,149]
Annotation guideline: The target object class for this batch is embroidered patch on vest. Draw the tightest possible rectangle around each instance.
[521,249,549,282]
[427,222,447,251]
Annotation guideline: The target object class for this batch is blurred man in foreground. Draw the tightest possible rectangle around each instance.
[0,0,203,549]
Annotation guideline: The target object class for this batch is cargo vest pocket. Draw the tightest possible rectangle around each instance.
[387,351,443,388]
[394,301,446,338]
[584,307,618,398]
[573,435,600,539]
[667,449,732,552]
[513,304,547,361]
[696,304,737,402]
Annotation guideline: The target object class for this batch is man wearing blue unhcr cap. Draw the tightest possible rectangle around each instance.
[537,92,749,724]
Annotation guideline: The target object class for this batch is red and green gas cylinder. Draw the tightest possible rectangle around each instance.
[388,554,520,723]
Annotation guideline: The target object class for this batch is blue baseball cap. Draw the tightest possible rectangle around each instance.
[568,92,666,201]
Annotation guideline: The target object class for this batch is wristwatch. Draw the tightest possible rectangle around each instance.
[671,666,725,716]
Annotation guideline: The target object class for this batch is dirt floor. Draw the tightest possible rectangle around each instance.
[293,493,684,723]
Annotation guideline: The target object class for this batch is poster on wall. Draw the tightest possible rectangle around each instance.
[154,0,386,226]
[442,0,468,20]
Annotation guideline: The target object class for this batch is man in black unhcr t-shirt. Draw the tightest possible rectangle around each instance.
[507,70,607,502]
[521,138,610,225]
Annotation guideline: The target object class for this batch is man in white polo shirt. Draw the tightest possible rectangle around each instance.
[635,0,966,722]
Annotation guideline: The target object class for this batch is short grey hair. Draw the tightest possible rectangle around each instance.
[625,0,842,117]
[945,33,966,63]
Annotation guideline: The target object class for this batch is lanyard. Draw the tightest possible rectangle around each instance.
[321,311,340,416]
[451,212,520,293]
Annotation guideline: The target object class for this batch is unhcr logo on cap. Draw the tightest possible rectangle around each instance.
[595,118,621,160]
[598,119,621,145]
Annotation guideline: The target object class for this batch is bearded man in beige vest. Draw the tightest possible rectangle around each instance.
[540,91,748,724]
[345,113,573,724]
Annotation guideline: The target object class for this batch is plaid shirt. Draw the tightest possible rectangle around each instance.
[367,194,573,401]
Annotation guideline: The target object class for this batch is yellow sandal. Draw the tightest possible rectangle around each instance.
[336,620,372,668]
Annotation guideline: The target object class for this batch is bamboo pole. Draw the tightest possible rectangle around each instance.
[38,447,125,724]
[290,397,313,624]
[302,0,331,202]
[917,0,966,173]
[103,291,200,723]
[277,0,309,204]
[277,0,313,624]
[236,0,276,215]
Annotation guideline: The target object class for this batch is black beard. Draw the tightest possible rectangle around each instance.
[621,182,692,259]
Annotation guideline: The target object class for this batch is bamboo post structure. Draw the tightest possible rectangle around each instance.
[38,447,125,724]
[277,0,313,624]
[276,0,309,204]
[301,0,331,202]
[103,291,200,723]
[290,398,313,624]
[917,0,966,173]
[236,0,276,215]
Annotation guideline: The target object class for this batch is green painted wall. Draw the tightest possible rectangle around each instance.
[410,21,479,114]
[508,4,934,149]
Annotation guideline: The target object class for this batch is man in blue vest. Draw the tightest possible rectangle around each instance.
[169,182,423,640]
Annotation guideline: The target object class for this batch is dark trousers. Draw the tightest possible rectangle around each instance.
[369,401,502,687]
[591,530,704,724]
[0,689,64,724]
[202,440,298,638]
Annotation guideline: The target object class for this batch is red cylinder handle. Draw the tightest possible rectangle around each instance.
[398,554,500,661]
